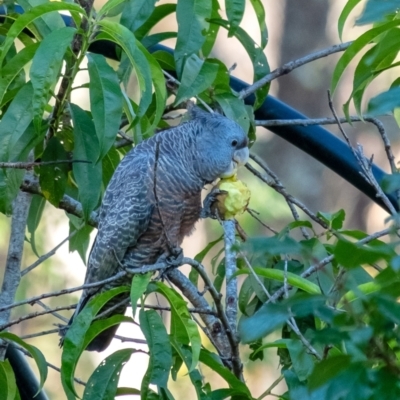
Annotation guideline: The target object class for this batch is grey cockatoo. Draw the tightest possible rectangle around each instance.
[61,106,249,351]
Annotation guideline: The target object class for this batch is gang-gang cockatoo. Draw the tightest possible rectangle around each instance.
[61,105,249,351]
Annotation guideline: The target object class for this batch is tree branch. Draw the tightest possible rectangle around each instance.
[0,160,90,170]
[20,175,99,227]
[0,188,32,360]
[239,41,352,99]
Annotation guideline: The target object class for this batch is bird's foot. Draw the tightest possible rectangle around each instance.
[157,246,183,267]
[200,188,227,219]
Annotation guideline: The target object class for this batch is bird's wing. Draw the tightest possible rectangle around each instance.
[83,149,155,290]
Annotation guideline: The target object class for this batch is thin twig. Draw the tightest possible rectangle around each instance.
[257,374,284,400]
[0,160,90,170]
[21,228,81,276]
[114,335,147,345]
[247,155,327,229]
[268,227,392,303]
[246,208,278,234]
[0,304,77,331]
[20,328,60,340]
[239,41,352,99]
[36,300,71,323]
[327,91,397,215]
[20,175,99,227]
[242,255,321,359]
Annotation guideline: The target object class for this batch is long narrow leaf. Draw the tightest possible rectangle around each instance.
[0,2,84,66]
[175,0,212,76]
[83,349,136,400]
[30,27,76,131]
[61,287,130,399]
[148,282,201,371]
[87,53,123,161]
[0,332,47,395]
[331,19,400,95]
[234,267,321,295]
[70,103,102,221]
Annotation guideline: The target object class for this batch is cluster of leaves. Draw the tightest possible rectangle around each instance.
[2,0,400,399]
[0,0,268,398]
[238,212,400,399]
[333,0,400,119]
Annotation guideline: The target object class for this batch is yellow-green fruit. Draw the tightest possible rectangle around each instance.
[213,175,251,219]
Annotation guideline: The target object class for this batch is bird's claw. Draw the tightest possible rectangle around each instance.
[166,246,184,267]
[200,188,228,219]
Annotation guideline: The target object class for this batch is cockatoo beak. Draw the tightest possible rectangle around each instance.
[220,147,250,178]
[233,147,249,166]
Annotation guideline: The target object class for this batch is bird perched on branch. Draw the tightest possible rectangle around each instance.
[61,105,249,351]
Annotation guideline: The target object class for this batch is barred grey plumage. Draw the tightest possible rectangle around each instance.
[61,106,249,351]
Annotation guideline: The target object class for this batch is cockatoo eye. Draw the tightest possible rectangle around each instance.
[231,139,238,146]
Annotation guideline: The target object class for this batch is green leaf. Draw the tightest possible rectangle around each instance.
[102,146,121,188]
[0,42,39,105]
[30,27,76,131]
[0,332,48,395]
[175,54,219,105]
[68,220,93,264]
[169,341,210,399]
[333,237,392,268]
[148,282,201,372]
[338,281,381,307]
[175,0,212,76]
[139,309,172,390]
[350,28,400,115]
[308,355,352,390]
[249,0,268,49]
[286,339,314,381]
[61,287,130,400]
[27,194,45,256]
[337,0,363,41]
[0,170,24,216]
[84,315,133,350]
[83,349,136,400]
[244,235,303,257]
[210,18,270,108]
[70,103,102,221]
[357,0,399,25]
[120,0,157,33]
[18,0,66,38]
[199,349,251,397]
[0,360,17,400]
[0,2,84,66]
[234,268,321,295]
[0,83,33,214]
[136,41,167,135]
[331,19,400,95]
[134,3,177,40]
[381,173,400,193]
[239,302,289,343]
[96,0,129,18]
[0,82,34,161]
[116,387,141,396]
[214,92,249,134]
[87,53,123,161]
[367,86,400,116]
[202,0,221,57]
[96,20,152,121]
[130,273,152,318]
[39,137,68,206]
[317,209,346,230]
[225,0,245,36]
